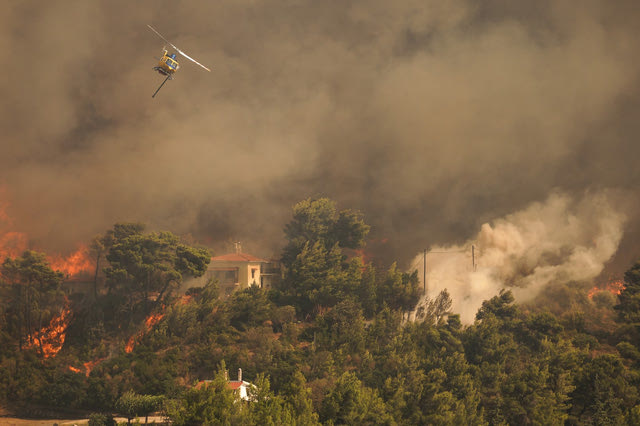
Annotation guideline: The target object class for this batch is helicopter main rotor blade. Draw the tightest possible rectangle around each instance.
[147,25,212,72]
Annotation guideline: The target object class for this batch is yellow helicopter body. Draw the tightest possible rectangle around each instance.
[147,25,211,98]
[153,50,180,79]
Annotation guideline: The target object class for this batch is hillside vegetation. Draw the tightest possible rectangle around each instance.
[1,198,640,425]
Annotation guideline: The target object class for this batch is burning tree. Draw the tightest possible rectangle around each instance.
[0,250,66,353]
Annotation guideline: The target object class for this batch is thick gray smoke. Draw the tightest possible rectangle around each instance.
[1,1,639,270]
[410,190,627,323]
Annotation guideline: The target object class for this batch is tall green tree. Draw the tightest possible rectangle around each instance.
[616,260,640,325]
[277,199,369,318]
[281,198,369,267]
[0,250,65,352]
[246,374,295,425]
[465,291,575,425]
[281,371,320,426]
[115,390,163,425]
[377,263,421,313]
[569,354,639,424]
[320,371,395,425]
[103,223,210,310]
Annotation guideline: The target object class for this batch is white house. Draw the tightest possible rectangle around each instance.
[196,368,254,402]
[227,368,253,401]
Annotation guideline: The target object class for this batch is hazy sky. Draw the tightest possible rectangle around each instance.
[1,0,639,273]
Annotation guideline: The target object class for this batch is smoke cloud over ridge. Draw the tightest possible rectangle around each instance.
[1,1,639,269]
[411,190,627,323]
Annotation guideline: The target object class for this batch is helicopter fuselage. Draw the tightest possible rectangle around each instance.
[154,51,180,78]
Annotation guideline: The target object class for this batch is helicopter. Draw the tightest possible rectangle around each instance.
[147,25,211,98]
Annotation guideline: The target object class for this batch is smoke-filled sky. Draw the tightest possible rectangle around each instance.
[1,0,640,274]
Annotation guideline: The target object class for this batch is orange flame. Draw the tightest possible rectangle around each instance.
[25,305,72,358]
[125,311,165,353]
[0,188,28,261]
[0,190,93,277]
[145,312,164,328]
[83,358,105,376]
[48,244,94,277]
[68,357,106,376]
[0,231,28,262]
[125,336,136,353]
[588,279,625,300]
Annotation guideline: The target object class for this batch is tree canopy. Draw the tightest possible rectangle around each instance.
[1,207,640,425]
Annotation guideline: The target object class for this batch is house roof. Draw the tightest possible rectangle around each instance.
[227,380,247,390]
[211,252,268,263]
[195,380,250,390]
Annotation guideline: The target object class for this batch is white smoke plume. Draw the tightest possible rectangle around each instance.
[410,190,626,324]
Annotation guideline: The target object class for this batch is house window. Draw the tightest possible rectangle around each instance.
[212,268,239,286]
[251,268,257,279]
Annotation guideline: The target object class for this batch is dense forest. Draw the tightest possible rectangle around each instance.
[1,198,640,425]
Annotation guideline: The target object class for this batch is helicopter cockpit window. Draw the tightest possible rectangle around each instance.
[166,59,175,68]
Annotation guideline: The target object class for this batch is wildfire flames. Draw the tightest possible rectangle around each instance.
[25,305,72,358]
[69,357,106,376]
[84,358,105,375]
[125,312,165,353]
[0,230,93,277]
[48,244,93,277]
[0,190,93,277]
[588,279,625,300]
[0,231,28,261]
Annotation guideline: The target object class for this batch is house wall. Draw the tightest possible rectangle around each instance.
[209,260,262,289]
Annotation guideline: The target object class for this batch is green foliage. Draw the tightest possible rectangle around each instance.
[277,198,370,318]
[616,260,640,324]
[280,371,320,425]
[0,250,66,352]
[227,286,273,331]
[115,390,163,423]
[88,412,116,426]
[245,374,295,425]
[103,223,210,311]
[569,354,639,424]
[280,241,362,317]
[164,362,245,425]
[415,289,454,325]
[282,198,369,266]
[377,263,421,312]
[314,299,366,355]
[320,371,395,425]
[4,204,640,426]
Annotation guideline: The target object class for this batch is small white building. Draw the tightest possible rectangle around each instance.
[197,368,254,401]
[227,368,253,401]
